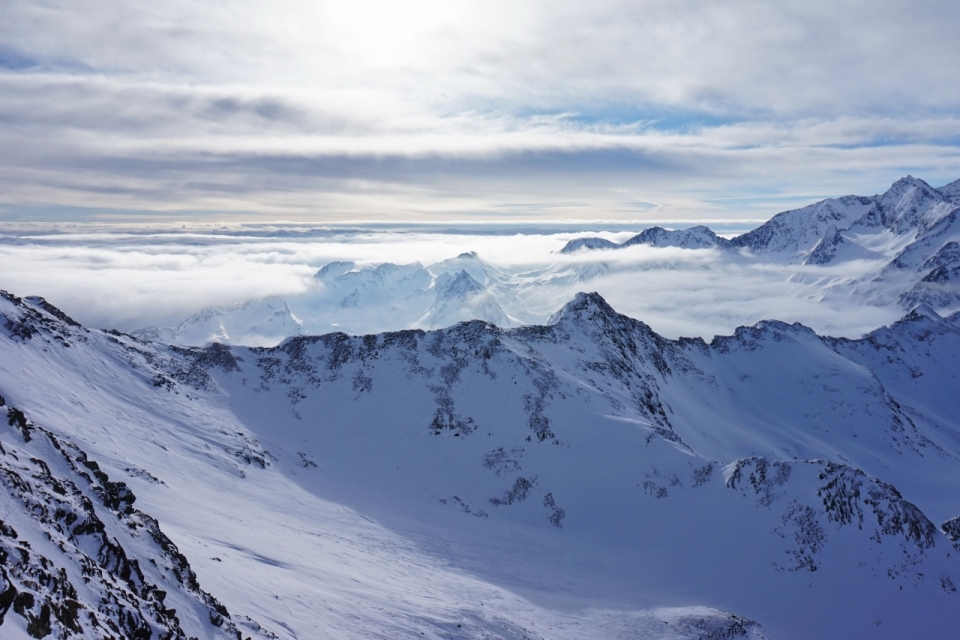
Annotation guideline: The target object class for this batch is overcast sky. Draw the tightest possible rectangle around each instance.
[2,0,959,222]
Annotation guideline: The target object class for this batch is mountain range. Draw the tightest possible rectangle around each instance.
[2,288,959,638]
[134,176,960,347]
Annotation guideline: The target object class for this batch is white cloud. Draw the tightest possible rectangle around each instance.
[0,225,904,339]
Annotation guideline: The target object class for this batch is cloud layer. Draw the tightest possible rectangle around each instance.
[1,1,959,220]
[0,224,901,340]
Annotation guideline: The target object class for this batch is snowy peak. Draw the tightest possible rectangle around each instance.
[938,178,960,203]
[435,269,485,299]
[731,194,875,256]
[544,291,666,356]
[546,291,620,327]
[430,251,500,287]
[621,225,730,250]
[133,296,302,347]
[314,260,357,280]
[560,226,729,254]
[1,290,86,344]
[853,175,955,235]
[559,237,618,253]
[420,269,512,329]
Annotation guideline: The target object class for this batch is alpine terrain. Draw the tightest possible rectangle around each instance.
[136,176,960,347]
[1,284,959,639]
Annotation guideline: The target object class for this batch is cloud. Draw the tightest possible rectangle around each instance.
[1,1,959,219]
[0,225,904,340]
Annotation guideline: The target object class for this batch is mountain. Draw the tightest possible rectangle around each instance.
[138,254,522,345]
[558,176,960,314]
[730,195,876,256]
[850,175,957,236]
[134,176,960,349]
[563,176,960,263]
[939,178,960,203]
[621,225,731,250]
[558,237,618,253]
[560,226,728,254]
[418,269,513,329]
[3,289,960,638]
[133,296,303,347]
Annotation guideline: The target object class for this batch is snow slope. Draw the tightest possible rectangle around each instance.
[2,290,960,638]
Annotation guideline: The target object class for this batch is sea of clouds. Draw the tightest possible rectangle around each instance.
[0,222,902,341]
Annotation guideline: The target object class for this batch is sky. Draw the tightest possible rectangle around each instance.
[1,0,960,222]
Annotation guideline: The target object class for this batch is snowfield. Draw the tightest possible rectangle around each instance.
[2,287,959,639]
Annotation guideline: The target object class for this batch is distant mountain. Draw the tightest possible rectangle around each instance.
[560,175,960,314]
[560,225,729,253]
[3,289,959,638]
[418,269,513,329]
[558,237,618,253]
[138,253,523,345]
[134,176,960,347]
[133,296,303,346]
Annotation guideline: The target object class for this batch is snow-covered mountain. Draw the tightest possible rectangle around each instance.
[133,296,304,347]
[133,176,960,348]
[560,176,960,316]
[560,225,729,253]
[3,289,960,638]
[418,270,512,330]
[137,253,526,346]
[731,194,876,256]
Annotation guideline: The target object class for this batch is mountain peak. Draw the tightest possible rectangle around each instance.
[559,237,618,253]
[436,269,484,299]
[547,292,619,326]
[937,178,960,203]
[906,303,943,321]
[315,261,356,279]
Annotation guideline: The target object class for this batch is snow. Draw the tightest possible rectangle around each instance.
[3,174,960,638]
[122,176,959,348]
[2,289,960,638]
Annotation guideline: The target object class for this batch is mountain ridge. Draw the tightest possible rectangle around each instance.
[2,288,959,638]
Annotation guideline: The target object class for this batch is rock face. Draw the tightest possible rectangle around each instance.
[3,289,960,638]
[0,404,244,640]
